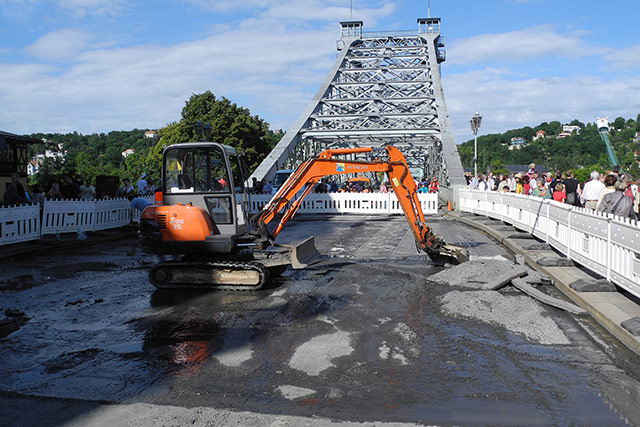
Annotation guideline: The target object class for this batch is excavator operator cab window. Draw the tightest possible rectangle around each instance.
[164,146,231,194]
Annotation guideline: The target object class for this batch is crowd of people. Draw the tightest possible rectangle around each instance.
[466,164,639,219]
[4,166,639,220]
[1,172,155,209]
[250,176,440,195]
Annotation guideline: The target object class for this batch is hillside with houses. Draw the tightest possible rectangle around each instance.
[457,115,640,180]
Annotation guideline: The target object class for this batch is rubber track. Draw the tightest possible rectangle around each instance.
[149,260,268,291]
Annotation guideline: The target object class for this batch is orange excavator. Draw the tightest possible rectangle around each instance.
[139,142,468,290]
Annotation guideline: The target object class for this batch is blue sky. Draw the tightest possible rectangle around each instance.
[1,0,639,143]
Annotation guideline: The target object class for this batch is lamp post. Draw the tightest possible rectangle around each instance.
[194,120,204,141]
[194,121,212,141]
[470,112,482,180]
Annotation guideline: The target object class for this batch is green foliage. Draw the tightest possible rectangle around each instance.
[459,115,639,180]
[28,129,154,189]
[174,91,278,171]
[27,91,282,191]
[489,159,508,176]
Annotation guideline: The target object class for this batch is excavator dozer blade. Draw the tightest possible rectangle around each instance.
[282,236,321,269]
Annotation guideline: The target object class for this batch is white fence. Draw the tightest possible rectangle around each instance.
[0,192,438,247]
[0,204,40,245]
[459,189,640,299]
[0,197,152,246]
[247,192,439,216]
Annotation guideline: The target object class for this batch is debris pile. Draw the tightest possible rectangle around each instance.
[432,259,586,345]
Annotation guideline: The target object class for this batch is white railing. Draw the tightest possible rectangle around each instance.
[459,189,640,299]
[247,192,438,216]
[0,204,40,245]
[0,192,438,247]
[0,196,153,247]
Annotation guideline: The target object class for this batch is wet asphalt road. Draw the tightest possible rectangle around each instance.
[1,215,640,426]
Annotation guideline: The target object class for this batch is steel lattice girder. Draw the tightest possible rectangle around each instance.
[250,26,466,187]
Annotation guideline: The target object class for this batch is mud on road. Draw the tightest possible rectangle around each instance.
[1,216,639,426]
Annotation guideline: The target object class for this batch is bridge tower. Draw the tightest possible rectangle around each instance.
[252,18,466,186]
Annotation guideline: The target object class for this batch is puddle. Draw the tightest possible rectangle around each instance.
[44,348,101,374]
[41,262,118,278]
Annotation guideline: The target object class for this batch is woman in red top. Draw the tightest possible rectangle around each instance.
[522,175,531,195]
[428,177,439,193]
[553,182,566,203]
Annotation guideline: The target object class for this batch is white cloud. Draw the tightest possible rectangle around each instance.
[182,0,395,25]
[261,0,395,26]
[1,16,340,133]
[54,0,130,17]
[2,0,637,144]
[444,68,640,143]
[1,0,400,134]
[180,0,274,13]
[603,44,640,69]
[24,29,94,61]
[447,25,601,64]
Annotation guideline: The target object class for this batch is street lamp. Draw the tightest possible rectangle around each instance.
[194,121,204,141]
[470,112,482,180]
[194,121,213,141]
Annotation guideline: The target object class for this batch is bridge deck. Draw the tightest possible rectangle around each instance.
[0,215,639,425]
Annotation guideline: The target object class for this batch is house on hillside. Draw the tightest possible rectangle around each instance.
[145,130,157,139]
[27,160,40,176]
[122,148,135,158]
[509,137,526,150]
[562,125,581,135]
[534,130,545,140]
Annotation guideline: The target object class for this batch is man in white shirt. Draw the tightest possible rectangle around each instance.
[486,172,495,191]
[506,174,516,192]
[581,171,605,210]
[78,180,96,200]
[137,173,149,195]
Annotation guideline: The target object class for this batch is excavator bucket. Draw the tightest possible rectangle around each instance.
[436,243,469,264]
[282,236,321,269]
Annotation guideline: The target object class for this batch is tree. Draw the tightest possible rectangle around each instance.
[152,91,279,172]
[489,159,508,176]
[612,117,626,130]
[569,119,585,128]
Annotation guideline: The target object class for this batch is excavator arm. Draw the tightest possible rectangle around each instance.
[250,146,468,263]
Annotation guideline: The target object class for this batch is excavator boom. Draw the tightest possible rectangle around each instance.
[250,146,468,263]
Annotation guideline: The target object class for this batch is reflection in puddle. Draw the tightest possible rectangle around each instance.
[166,341,210,376]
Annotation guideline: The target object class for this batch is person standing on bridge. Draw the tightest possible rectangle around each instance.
[9,172,28,201]
[137,173,149,195]
[595,174,617,210]
[261,179,273,194]
[428,177,439,193]
[522,175,531,195]
[3,182,29,206]
[506,174,516,192]
[581,171,605,210]
[597,179,636,219]
[514,174,524,194]
[552,183,566,203]
[531,178,551,199]
[561,170,581,206]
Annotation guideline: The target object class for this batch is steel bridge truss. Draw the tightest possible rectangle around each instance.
[252,19,466,187]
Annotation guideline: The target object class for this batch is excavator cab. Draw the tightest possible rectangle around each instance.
[140,142,251,256]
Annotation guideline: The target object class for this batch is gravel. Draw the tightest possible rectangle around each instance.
[440,290,570,345]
